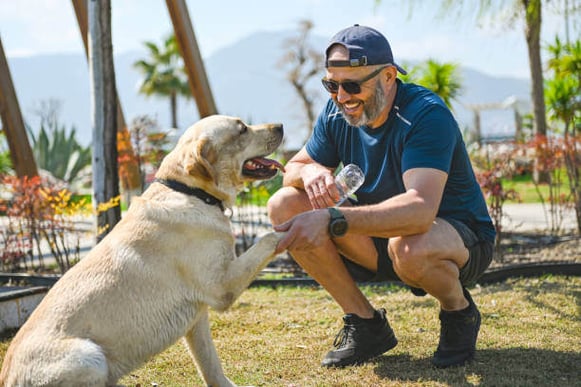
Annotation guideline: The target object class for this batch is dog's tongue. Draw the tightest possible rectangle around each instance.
[248,157,285,172]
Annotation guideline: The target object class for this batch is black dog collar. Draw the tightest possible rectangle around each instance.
[154,178,224,212]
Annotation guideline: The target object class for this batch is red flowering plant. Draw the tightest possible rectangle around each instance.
[527,134,577,234]
[0,175,91,273]
[471,142,521,260]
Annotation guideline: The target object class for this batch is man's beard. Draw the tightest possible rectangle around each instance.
[336,81,387,127]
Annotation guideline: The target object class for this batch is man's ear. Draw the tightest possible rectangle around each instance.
[385,66,397,83]
[185,137,217,182]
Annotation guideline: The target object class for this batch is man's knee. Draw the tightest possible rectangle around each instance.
[267,187,311,225]
[389,237,431,283]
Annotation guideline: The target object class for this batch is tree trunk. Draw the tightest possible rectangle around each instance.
[170,91,178,128]
[72,0,142,203]
[89,0,121,242]
[166,0,218,118]
[523,0,549,182]
[473,109,482,147]
[0,37,38,178]
[513,108,523,143]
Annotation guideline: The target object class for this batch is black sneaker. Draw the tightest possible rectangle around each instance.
[321,308,398,368]
[432,287,481,368]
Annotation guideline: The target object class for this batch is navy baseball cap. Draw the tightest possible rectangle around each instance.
[325,24,407,75]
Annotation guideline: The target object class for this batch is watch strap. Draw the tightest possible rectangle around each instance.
[328,207,347,237]
[328,207,344,221]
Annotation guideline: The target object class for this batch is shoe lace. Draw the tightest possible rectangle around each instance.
[333,323,356,349]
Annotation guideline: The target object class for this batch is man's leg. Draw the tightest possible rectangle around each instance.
[267,187,397,366]
[388,219,486,367]
[267,187,377,317]
[388,218,470,310]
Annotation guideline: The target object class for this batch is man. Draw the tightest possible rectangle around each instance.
[268,24,495,368]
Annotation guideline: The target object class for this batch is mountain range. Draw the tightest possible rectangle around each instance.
[6,30,531,150]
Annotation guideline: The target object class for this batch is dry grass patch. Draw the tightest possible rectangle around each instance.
[1,276,579,386]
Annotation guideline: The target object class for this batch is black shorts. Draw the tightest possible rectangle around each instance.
[341,217,494,287]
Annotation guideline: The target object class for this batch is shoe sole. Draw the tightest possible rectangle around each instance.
[321,335,398,368]
[432,350,475,368]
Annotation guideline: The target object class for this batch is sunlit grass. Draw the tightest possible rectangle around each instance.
[3,277,574,386]
[502,171,571,204]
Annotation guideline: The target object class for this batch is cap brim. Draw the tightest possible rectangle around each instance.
[395,63,407,75]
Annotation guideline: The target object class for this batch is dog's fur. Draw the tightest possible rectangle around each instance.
[0,115,285,387]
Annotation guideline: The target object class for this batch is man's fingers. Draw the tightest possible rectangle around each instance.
[275,228,295,252]
[273,220,291,232]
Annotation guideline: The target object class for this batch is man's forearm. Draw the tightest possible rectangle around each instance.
[341,191,436,238]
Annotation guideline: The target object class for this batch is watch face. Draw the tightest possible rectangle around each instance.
[331,219,348,236]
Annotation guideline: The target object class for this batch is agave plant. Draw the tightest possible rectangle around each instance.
[28,122,91,185]
[0,130,13,174]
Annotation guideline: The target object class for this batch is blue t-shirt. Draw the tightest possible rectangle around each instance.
[305,80,496,242]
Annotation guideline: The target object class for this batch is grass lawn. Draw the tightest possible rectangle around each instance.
[502,172,571,204]
[3,276,577,386]
[503,176,544,203]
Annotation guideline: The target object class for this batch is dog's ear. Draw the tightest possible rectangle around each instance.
[185,137,217,182]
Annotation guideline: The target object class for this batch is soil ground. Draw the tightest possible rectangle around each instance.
[491,231,580,268]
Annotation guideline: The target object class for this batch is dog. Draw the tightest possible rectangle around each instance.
[0,115,285,387]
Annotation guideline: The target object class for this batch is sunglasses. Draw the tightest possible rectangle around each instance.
[321,65,389,95]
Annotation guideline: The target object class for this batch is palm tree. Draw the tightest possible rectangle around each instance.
[547,36,581,89]
[398,0,551,135]
[392,0,580,180]
[134,34,191,129]
[410,59,462,109]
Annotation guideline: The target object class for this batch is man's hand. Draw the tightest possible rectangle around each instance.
[273,209,331,253]
[301,164,341,209]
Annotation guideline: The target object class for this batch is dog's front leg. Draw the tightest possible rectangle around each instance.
[221,231,284,303]
[227,231,284,294]
[184,306,236,387]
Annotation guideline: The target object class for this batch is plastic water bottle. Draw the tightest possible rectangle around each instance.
[334,164,364,206]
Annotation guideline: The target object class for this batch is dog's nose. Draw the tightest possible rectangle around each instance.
[272,123,283,136]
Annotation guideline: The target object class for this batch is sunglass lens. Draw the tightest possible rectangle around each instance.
[322,79,339,93]
[321,79,362,94]
[341,82,361,94]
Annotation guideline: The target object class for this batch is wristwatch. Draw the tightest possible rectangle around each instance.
[328,207,348,238]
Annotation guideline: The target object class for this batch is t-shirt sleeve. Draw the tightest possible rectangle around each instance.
[401,106,458,174]
[305,100,341,168]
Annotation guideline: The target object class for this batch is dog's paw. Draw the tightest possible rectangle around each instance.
[257,231,285,246]
[255,231,287,254]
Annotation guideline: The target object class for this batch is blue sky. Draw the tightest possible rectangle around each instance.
[0,0,576,80]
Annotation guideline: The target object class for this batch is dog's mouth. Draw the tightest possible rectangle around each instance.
[242,157,285,179]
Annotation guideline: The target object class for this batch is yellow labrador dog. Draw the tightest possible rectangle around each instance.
[0,115,285,387]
